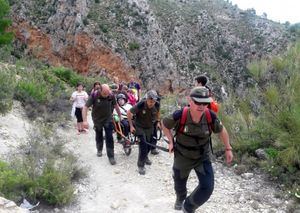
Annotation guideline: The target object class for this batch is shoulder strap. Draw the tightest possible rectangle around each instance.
[205,108,213,134]
[178,106,189,133]
[205,108,214,154]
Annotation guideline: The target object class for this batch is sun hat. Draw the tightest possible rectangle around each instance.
[189,86,212,103]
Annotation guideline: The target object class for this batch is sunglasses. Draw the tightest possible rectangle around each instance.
[193,101,209,106]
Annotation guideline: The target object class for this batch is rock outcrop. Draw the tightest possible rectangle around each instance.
[0,197,28,213]
[10,0,294,96]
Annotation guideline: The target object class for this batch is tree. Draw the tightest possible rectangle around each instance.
[0,0,13,46]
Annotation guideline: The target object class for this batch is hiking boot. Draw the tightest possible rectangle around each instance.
[151,149,159,155]
[182,200,195,213]
[108,157,116,165]
[145,157,152,165]
[174,198,184,210]
[97,150,102,157]
[138,166,146,175]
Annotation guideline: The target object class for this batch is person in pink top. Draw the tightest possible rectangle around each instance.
[127,89,137,106]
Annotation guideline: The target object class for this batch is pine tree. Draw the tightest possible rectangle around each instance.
[0,0,13,46]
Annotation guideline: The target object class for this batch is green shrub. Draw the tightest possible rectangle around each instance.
[0,161,28,201]
[271,56,286,72]
[0,0,13,46]
[99,24,109,33]
[0,66,15,114]
[265,147,278,159]
[247,60,268,81]
[51,66,108,92]
[128,42,140,51]
[15,80,48,103]
[37,165,74,205]
[51,67,85,87]
[0,128,86,206]
[222,41,300,190]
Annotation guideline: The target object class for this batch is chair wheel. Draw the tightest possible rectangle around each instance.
[123,145,132,156]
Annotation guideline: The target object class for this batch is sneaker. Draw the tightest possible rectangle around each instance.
[97,151,102,157]
[174,198,184,210]
[145,157,152,165]
[138,166,146,175]
[151,149,159,155]
[108,157,116,165]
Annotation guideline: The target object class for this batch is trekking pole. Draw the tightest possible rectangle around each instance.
[144,141,169,152]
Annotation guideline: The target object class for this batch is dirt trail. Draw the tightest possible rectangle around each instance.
[61,115,289,213]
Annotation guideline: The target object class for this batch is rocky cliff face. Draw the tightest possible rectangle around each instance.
[10,0,293,96]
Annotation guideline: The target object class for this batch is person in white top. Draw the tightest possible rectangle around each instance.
[70,83,88,134]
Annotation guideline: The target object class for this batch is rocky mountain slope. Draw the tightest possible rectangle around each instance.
[10,0,294,96]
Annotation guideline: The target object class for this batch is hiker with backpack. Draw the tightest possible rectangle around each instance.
[82,84,122,165]
[161,86,233,213]
[195,75,219,113]
[127,90,160,175]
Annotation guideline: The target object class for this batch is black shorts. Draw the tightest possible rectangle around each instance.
[75,107,83,123]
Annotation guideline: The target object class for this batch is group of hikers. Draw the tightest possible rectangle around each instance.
[70,75,233,213]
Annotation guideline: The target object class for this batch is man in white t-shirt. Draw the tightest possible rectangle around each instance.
[70,83,88,134]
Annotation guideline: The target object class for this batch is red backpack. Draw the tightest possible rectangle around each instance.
[178,107,213,134]
[208,99,219,113]
[177,106,214,153]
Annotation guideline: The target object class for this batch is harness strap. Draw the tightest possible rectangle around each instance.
[176,107,214,153]
[205,108,212,134]
[179,106,189,133]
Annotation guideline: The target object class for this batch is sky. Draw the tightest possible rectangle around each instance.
[230,0,300,24]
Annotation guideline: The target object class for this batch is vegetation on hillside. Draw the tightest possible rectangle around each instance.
[0,0,13,46]
[0,10,106,204]
[0,127,86,205]
[0,58,107,120]
[220,41,300,198]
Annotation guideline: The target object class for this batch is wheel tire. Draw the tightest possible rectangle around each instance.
[156,128,162,141]
[124,146,132,156]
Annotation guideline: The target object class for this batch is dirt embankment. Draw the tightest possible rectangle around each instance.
[13,21,135,82]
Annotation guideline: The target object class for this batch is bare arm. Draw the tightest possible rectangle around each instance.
[138,90,142,101]
[218,126,233,164]
[82,106,89,129]
[114,104,122,119]
[161,121,174,153]
[127,110,135,133]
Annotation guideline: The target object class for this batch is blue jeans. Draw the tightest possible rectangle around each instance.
[94,121,114,158]
[120,119,130,137]
[173,160,214,212]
